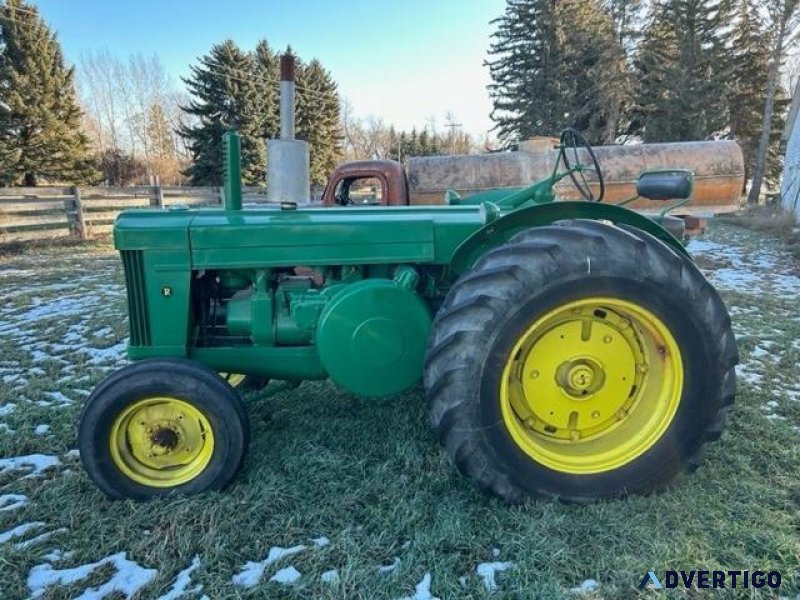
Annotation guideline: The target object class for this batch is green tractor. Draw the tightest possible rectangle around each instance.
[78,129,737,503]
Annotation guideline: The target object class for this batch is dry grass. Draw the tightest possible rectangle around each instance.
[0,235,112,259]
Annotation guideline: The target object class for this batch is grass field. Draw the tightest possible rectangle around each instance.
[1,222,799,599]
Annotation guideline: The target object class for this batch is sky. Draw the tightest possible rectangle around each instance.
[33,0,506,138]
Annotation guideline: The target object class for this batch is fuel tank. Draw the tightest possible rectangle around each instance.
[407,140,745,215]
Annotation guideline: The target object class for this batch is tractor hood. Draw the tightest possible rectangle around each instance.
[114,205,485,268]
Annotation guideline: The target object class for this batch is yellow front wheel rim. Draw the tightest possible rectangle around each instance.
[500,298,683,474]
[109,397,214,487]
[220,373,246,387]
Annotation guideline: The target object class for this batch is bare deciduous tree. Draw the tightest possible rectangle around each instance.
[748,0,800,204]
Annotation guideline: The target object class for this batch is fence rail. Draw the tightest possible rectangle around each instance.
[0,185,279,243]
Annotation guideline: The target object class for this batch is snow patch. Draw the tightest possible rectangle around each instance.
[232,544,306,588]
[0,402,16,417]
[42,549,74,562]
[0,493,28,512]
[14,527,68,550]
[321,569,339,583]
[43,391,73,406]
[311,535,330,547]
[157,555,203,600]
[27,552,157,600]
[399,572,440,600]
[570,578,600,594]
[476,561,514,592]
[270,566,301,585]
[34,424,50,436]
[0,521,45,544]
[379,556,401,574]
[0,454,61,477]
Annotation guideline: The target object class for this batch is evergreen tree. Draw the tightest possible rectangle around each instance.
[252,40,280,141]
[604,0,646,54]
[487,0,626,144]
[179,40,264,185]
[295,58,342,185]
[633,0,731,142]
[0,0,95,185]
[487,0,561,143]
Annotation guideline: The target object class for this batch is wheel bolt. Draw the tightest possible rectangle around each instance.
[592,410,600,419]
[603,335,612,344]
[637,364,648,374]
[530,370,539,379]
[616,409,628,419]
[570,431,581,442]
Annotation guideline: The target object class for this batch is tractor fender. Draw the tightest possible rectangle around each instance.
[449,201,688,278]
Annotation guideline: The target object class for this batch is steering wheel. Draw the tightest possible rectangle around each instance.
[560,128,605,202]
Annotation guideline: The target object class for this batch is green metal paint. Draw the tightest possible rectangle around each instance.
[223,130,242,211]
[315,279,431,397]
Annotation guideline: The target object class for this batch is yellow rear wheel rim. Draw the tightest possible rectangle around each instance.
[109,397,214,487]
[500,297,683,474]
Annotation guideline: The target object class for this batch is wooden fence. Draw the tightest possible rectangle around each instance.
[0,185,279,243]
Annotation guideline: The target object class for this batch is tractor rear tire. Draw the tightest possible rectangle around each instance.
[424,219,737,502]
[79,358,249,500]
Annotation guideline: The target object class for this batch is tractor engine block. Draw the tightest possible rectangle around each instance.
[201,266,432,396]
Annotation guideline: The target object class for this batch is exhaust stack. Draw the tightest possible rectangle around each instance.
[267,52,310,204]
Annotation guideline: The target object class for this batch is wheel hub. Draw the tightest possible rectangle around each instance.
[150,426,180,453]
[556,359,605,397]
[109,397,214,487]
[500,298,683,474]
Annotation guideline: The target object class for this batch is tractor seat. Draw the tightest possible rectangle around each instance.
[636,170,693,201]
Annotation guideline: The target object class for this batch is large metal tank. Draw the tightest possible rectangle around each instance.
[407,140,745,215]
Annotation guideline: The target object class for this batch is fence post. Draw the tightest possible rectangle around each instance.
[150,176,163,208]
[69,185,87,240]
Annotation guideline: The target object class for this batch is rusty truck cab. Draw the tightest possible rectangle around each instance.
[321,160,409,206]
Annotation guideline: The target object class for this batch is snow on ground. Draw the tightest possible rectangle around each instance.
[379,556,401,574]
[321,569,339,583]
[570,578,600,594]
[476,561,514,592]
[270,566,302,584]
[0,521,45,544]
[231,544,307,588]
[0,454,61,477]
[0,493,28,512]
[688,227,800,423]
[156,555,204,600]
[27,552,158,600]
[400,572,441,600]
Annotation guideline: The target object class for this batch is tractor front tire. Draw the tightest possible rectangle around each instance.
[424,219,737,502]
[79,359,249,500]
